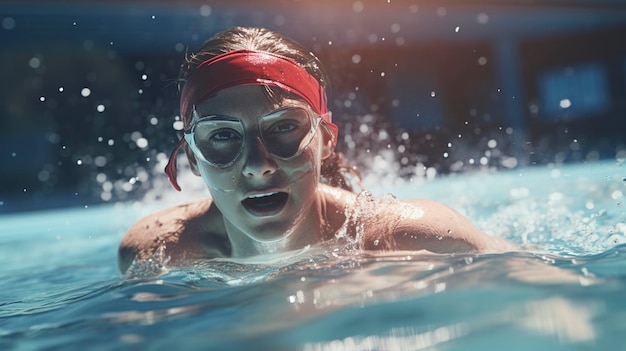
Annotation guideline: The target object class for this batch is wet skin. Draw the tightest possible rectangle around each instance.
[118,86,515,275]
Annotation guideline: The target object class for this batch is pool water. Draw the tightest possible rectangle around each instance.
[1,160,625,350]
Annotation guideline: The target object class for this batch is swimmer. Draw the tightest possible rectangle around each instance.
[118,26,514,275]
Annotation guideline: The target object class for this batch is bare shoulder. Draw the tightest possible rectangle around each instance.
[363,198,516,253]
[118,198,229,274]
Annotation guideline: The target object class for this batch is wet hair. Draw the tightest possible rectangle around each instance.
[179,26,361,192]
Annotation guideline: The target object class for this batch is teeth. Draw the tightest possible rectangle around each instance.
[247,192,278,199]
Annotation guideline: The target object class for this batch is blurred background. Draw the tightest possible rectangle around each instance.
[1,0,625,213]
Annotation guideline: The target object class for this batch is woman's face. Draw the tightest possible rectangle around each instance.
[187,85,332,242]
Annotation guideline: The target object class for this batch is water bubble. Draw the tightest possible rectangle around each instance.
[136,137,149,149]
[94,156,107,167]
[37,170,50,182]
[380,72,385,77]
[151,15,156,20]
[81,88,91,97]
[199,4,211,16]
[487,139,497,148]
[2,17,16,30]
[409,5,418,13]
[477,13,489,24]
[351,54,361,64]
[107,139,114,146]
[174,43,185,52]
[138,89,143,94]
[478,57,487,65]
[455,26,460,33]
[430,91,436,98]
[58,87,64,92]
[352,1,364,12]
[368,34,378,43]
[390,23,401,33]
[173,121,184,131]
[77,159,83,165]
[39,96,45,102]
[29,57,41,69]
[141,74,148,81]
[150,117,158,125]
[97,104,105,112]
[437,7,447,16]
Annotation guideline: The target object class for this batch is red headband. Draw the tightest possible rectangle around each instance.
[165,49,337,191]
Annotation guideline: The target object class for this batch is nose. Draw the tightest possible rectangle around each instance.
[242,136,277,178]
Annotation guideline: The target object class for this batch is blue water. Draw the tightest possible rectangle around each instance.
[1,160,625,350]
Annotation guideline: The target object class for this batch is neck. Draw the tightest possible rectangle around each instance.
[223,193,328,257]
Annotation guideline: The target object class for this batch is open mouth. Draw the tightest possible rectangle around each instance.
[242,192,289,216]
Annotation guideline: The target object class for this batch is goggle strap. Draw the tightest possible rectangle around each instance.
[164,137,187,191]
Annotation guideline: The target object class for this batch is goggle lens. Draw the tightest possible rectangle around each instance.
[185,107,317,168]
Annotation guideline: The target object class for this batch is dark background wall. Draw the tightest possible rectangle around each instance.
[1,0,625,213]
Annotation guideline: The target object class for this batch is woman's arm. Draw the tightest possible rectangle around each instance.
[118,199,228,275]
[362,199,515,253]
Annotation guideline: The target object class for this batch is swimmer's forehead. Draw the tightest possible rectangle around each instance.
[194,85,310,118]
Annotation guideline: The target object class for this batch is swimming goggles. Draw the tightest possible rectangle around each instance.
[184,106,324,168]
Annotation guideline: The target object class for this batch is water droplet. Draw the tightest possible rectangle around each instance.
[2,17,16,30]
[199,4,212,16]
[141,74,148,81]
[29,57,41,69]
[351,54,361,64]
[81,88,91,97]
[58,87,64,92]
[455,26,460,33]
[477,13,489,24]
[97,104,105,112]
[352,1,364,12]
[77,160,83,165]
[39,96,45,102]
[430,91,436,98]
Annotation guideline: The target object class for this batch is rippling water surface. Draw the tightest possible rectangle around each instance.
[1,160,625,350]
